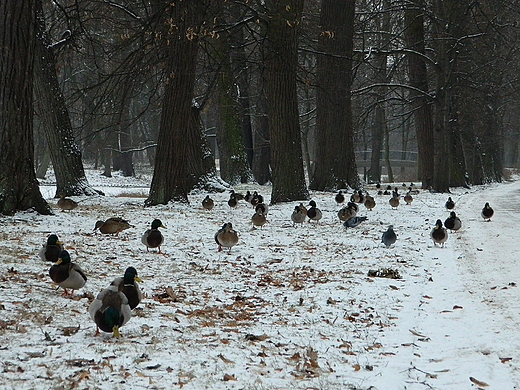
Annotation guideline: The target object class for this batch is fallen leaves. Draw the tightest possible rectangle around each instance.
[469,376,489,387]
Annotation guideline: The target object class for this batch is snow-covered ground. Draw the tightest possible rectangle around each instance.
[1,169,519,390]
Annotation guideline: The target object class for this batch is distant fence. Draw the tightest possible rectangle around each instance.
[355,150,418,169]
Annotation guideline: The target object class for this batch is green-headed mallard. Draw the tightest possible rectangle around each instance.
[482,202,494,221]
[251,192,262,207]
[94,217,133,235]
[110,267,142,310]
[57,193,78,212]
[215,222,238,253]
[142,219,166,253]
[307,200,322,223]
[228,193,238,208]
[444,211,462,232]
[255,202,268,215]
[382,225,397,247]
[431,219,448,247]
[202,195,214,211]
[39,234,63,262]
[49,250,87,296]
[252,210,267,229]
[291,205,306,226]
[89,282,131,337]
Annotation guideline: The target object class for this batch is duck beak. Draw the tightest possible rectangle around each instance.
[134,276,143,282]
[161,224,167,229]
[55,258,63,265]
[112,325,121,337]
[56,240,63,245]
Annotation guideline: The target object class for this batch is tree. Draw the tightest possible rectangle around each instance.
[310,0,359,191]
[34,0,101,196]
[264,0,309,203]
[0,0,52,215]
[146,0,225,205]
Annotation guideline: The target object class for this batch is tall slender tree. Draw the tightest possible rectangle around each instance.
[0,0,51,215]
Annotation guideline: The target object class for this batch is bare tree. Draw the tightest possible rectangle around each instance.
[0,0,51,215]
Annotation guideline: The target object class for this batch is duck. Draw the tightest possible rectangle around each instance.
[343,216,368,228]
[364,195,376,211]
[39,234,63,262]
[94,217,133,235]
[57,193,78,211]
[110,267,142,310]
[255,202,269,215]
[227,193,238,208]
[244,191,253,203]
[298,202,308,215]
[230,190,244,201]
[335,190,345,205]
[307,200,322,223]
[89,282,131,337]
[444,211,462,232]
[350,190,364,203]
[291,205,306,226]
[49,250,87,296]
[389,190,400,209]
[431,219,448,247]
[482,202,494,221]
[252,210,267,228]
[381,225,397,247]
[142,219,166,253]
[404,191,413,205]
[215,222,239,253]
[202,195,214,211]
[338,202,358,221]
[251,193,263,207]
[445,197,455,210]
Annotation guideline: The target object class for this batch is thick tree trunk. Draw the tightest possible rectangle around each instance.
[146,1,225,206]
[404,0,435,189]
[0,0,51,215]
[310,0,359,191]
[34,0,100,197]
[264,0,309,203]
[251,66,271,185]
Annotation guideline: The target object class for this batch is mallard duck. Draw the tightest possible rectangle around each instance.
[252,210,267,228]
[404,191,413,205]
[228,193,238,208]
[202,195,214,211]
[255,202,268,215]
[307,200,322,223]
[230,190,244,201]
[89,282,131,337]
[244,191,253,203]
[94,217,133,235]
[251,193,264,207]
[445,197,455,210]
[110,267,142,310]
[215,222,239,253]
[291,205,306,226]
[431,219,448,247]
[338,202,357,221]
[482,202,494,221]
[298,202,307,215]
[39,234,63,262]
[142,219,166,253]
[344,216,367,228]
[49,250,87,296]
[335,191,345,205]
[57,193,78,211]
[389,190,400,209]
[364,195,376,211]
[382,225,397,247]
[444,211,462,232]
[350,191,361,203]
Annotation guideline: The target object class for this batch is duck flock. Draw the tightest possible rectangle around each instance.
[42,187,495,339]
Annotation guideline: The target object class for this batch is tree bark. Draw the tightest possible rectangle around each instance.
[34,0,101,197]
[310,0,359,191]
[146,0,225,206]
[0,0,51,215]
[264,0,309,203]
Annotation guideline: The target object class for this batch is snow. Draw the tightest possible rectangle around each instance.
[1,169,520,390]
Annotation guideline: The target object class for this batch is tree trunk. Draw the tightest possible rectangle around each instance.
[34,0,100,197]
[251,64,271,185]
[0,0,51,215]
[146,0,225,206]
[264,0,309,203]
[310,0,359,191]
[404,0,435,189]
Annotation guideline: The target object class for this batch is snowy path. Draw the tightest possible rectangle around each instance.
[381,180,520,389]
